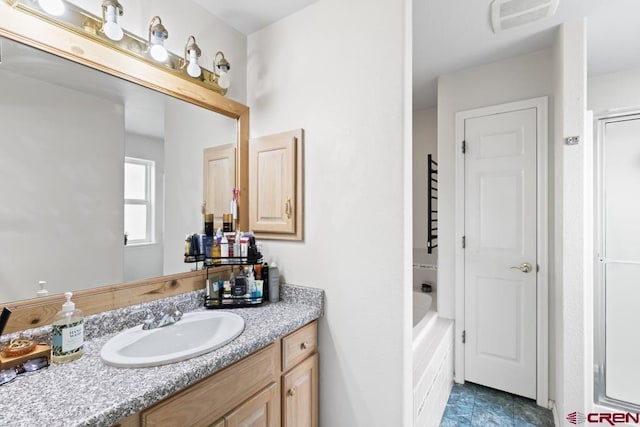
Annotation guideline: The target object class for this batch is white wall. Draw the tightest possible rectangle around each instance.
[413,108,437,292]
[69,0,247,104]
[247,0,412,425]
[0,71,124,301]
[437,48,555,320]
[124,132,165,282]
[163,98,236,275]
[588,68,640,113]
[553,20,590,423]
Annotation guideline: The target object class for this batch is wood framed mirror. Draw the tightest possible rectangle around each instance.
[0,3,249,333]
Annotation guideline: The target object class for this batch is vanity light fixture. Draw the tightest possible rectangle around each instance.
[213,51,231,89]
[101,0,123,41]
[7,0,230,95]
[184,35,202,78]
[37,0,64,16]
[148,16,168,62]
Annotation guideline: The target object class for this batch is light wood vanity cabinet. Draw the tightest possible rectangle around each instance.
[114,320,318,427]
[281,321,318,427]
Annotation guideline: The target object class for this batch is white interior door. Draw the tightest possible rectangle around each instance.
[464,107,537,399]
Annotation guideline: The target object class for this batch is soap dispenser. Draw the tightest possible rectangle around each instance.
[51,292,84,364]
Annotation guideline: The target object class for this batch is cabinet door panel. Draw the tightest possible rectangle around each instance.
[282,353,318,427]
[226,382,280,427]
[204,143,236,229]
[249,129,303,239]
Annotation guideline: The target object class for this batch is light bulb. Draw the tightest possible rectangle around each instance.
[186,50,201,78]
[150,43,168,62]
[38,0,65,16]
[217,71,231,89]
[103,5,123,41]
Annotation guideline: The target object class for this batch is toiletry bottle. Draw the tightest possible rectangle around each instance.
[211,236,221,264]
[184,234,192,257]
[223,213,233,232]
[247,237,258,264]
[247,266,256,299]
[204,213,214,236]
[262,262,270,301]
[36,280,49,297]
[206,278,220,306]
[220,233,229,263]
[240,235,249,261]
[268,263,280,303]
[233,231,241,260]
[52,292,84,364]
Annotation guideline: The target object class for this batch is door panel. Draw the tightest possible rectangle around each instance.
[478,173,523,251]
[464,108,537,399]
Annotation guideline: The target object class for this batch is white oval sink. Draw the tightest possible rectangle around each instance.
[100,311,244,368]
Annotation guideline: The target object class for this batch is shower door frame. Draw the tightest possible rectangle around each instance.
[594,110,640,413]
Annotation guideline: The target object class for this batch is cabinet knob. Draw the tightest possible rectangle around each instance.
[288,386,297,397]
[300,342,309,350]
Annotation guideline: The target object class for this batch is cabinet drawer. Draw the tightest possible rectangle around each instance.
[141,343,278,427]
[282,321,317,371]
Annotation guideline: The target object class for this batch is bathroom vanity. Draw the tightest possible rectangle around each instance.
[118,321,318,427]
[0,285,322,427]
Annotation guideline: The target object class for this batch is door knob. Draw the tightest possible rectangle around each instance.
[510,263,532,273]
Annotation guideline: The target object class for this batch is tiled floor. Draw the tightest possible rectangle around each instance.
[440,382,555,426]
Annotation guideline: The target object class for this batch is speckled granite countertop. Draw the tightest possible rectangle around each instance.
[0,284,323,427]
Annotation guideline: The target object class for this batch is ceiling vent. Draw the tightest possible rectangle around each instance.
[491,0,559,33]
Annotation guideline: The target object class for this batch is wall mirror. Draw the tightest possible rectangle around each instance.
[0,9,248,325]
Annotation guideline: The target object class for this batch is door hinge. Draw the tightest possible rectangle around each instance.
[462,140,466,154]
[462,330,466,344]
[462,236,466,249]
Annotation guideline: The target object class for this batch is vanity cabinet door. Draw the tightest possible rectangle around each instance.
[282,353,318,427]
[249,129,303,240]
[225,382,280,427]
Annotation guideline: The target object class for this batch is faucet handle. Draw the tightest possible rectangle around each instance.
[168,303,183,322]
[131,307,155,329]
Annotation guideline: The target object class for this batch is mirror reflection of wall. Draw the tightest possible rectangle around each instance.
[0,36,237,302]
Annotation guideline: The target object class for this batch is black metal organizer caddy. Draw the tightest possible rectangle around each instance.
[184,254,265,309]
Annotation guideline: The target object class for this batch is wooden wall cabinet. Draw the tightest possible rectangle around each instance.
[114,321,318,427]
[249,129,303,240]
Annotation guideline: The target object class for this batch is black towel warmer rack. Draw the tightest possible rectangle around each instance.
[427,154,438,254]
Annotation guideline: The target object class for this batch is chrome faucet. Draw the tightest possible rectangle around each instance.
[134,303,183,330]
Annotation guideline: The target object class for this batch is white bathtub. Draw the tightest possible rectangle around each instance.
[413,290,434,327]
[412,290,453,427]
